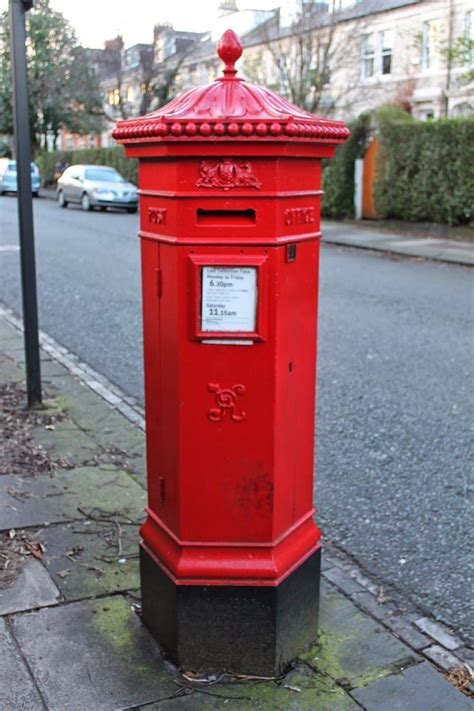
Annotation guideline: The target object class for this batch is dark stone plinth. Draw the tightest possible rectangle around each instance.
[140,544,321,676]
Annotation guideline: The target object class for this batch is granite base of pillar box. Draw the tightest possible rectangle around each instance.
[140,544,321,676]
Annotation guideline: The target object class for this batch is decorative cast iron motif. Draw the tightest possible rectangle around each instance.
[148,207,167,224]
[196,159,261,191]
[208,383,247,423]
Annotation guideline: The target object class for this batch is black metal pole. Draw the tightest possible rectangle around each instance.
[9,0,41,407]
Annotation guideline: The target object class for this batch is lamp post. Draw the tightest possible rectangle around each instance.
[9,0,42,407]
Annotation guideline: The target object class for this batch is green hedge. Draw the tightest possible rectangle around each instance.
[36,146,138,186]
[375,118,474,226]
[321,112,372,219]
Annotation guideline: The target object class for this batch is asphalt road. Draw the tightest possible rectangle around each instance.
[1,196,472,643]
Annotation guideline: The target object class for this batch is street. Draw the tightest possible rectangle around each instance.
[1,195,472,644]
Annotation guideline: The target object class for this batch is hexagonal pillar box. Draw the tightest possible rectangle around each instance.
[113,30,349,675]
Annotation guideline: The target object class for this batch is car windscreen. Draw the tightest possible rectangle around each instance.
[84,169,123,182]
[5,162,37,174]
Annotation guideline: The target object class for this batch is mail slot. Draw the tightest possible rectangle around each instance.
[113,29,349,675]
[196,208,256,225]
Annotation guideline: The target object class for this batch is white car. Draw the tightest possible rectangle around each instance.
[57,164,138,213]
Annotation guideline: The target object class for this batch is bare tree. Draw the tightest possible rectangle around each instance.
[243,0,368,116]
[140,26,204,114]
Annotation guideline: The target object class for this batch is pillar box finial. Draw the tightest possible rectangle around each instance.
[216,29,243,78]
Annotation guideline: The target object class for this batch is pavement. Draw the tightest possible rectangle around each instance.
[321,220,474,266]
[1,315,473,710]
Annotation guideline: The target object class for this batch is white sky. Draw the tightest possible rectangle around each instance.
[0,0,280,48]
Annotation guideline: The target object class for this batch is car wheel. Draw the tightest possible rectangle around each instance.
[81,193,92,212]
[57,190,68,208]
[126,207,138,214]
[100,206,107,212]
[33,191,38,198]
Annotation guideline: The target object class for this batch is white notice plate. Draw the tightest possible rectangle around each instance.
[201,266,257,332]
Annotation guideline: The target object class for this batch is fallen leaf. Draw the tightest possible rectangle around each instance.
[284,685,301,693]
[377,586,391,604]
[8,529,16,540]
[24,541,43,560]
[57,569,70,578]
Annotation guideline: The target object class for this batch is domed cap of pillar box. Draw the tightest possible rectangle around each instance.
[112,29,350,144]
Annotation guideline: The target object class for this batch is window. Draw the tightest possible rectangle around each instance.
[362,34,375,78]
[465,11,473,65]
[381,30,393,75]
[163,34,176,59]
[361,31,392,79]
[419,110,434,121]
[127,86,134,102]
[108,89,120,106]
[84,168,122,182]
[421,20,439,71]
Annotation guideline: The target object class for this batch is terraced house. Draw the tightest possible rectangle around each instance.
[97,0,473,145]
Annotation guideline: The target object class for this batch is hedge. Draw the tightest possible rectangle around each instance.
[375,118,474,226]
[321,113,372,219]
[36,146,138,186]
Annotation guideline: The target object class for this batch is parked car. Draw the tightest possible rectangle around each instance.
[0,159,41,196]
[56,164,138,213]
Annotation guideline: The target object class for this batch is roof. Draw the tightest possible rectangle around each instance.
[337,0,422,21]
[244,0,423,45]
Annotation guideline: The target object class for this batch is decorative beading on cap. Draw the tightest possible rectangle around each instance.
[112,31,350,144]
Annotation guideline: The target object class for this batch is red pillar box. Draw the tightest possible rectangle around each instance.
[113,30,349,675]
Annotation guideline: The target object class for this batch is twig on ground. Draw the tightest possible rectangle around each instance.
[115,518,123,558]
[77,507,139,526]
[173,680,251,701]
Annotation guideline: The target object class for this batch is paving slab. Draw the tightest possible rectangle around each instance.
[0,319,19,342]
[300,581,418,688]
[38,358,70,379]
[1,343,52,364]
[0,352,25,384]
[48,386,146,477]
[30,420,101,467]
[349,661,472,710]
[12,595,176,711]
[0,467,146,530]
[0,559,60,615]
[380,615,431,651]
[48,379,121,432]
[414,616,463,650]
[323,566,366,595]
[38,520,140,600]
[0,618,45,710]
[423,644,463,672]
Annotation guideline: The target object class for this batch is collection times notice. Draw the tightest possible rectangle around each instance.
[201,266,257,332]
